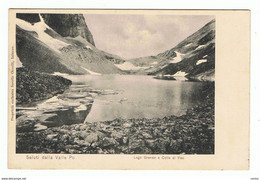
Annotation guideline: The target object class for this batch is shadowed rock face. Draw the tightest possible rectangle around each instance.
[16,13,41,23]
[16,13,95,46]
[16,67,72,105]
[41,14,95,47]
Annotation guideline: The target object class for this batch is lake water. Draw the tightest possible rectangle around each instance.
[64,75,213,123]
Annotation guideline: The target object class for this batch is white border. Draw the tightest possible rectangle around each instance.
[1,0,259,179]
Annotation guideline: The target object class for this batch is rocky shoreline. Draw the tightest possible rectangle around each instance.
[16,68,72,104]
[16,86,214,154]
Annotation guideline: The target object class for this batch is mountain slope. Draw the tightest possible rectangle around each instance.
[127,20,215,80]
[17,13,95,46]
[16,13,125,75]
[153,20,215,80]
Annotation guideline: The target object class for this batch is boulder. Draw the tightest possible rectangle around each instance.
[102,137,119,147]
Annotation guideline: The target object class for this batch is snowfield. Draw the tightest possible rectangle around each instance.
[195,45,206,50]
[16,15,69,53]
[173,71,188,77]
[115,62,149,71]
[74,104,87,113]
[169,51,183,64]
[16,57,23,67]
[184,43,192,47]
[81,67,101,75]
[53,72,70,76]
[196,59,207,65]
[151,61,158,65]
[163,72,188,81]
[85,45,93,50]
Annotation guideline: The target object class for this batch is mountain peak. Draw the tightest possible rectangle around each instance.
[16,13,95,46]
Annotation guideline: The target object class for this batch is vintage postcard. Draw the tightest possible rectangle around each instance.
[8,9,250,170]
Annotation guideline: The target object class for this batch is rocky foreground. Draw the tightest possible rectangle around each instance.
[16,68,72,104]
[16,86,214,154]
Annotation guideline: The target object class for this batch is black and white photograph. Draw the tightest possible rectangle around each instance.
[14,12,215,154]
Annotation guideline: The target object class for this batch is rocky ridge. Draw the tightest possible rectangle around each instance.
[16,13,125,75]
[17,13,95,46]
[16,68,72,105]
[127,20,215,81]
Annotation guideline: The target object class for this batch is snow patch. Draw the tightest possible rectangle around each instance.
[163,73,188,81]
[195,45,206,50]
[16,15,69,53]
[115,62,149,71]
[74,104,87,112]
[85,45,92,50]
[203,55,208,58]
[16,56,23,67]
[53,72,70,76]
[173,71,188,77]
[169,51,183,63]
[184,43,192,47]
[164,74,187,81]
[44,96,59,103]
[151,61,158,65]
[34,123,47,131]
[81,67,101,75]
[196,59,207,65]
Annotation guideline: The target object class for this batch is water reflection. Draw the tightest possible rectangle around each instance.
[65,75,212,122]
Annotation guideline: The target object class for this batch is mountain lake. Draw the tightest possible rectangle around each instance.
[16,74,214,131]
[66,75,213,122]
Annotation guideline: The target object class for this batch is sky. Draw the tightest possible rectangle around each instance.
[84,14,214,59]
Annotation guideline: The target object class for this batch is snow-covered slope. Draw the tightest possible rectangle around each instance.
[128,20,215,81]
[152,20,215,81]
[115,61,149,71]
[16,13,125,75]
[126,56,169,74]
[169,51,184,63]
[16,15,70,53]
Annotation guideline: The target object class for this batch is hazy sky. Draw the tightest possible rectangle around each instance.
[84,14,214,59]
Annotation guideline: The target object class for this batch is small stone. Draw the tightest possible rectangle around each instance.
[129,139,143,150]
[107,148,115,154]
[74,124,81,131]
[79,124,88,131]
[97,148,104,154]
[102,137,119,147]
[142,132,153,139]
[46,133,58,140]
[91,142,99,148]
[80,132,90,139]
[111,131,123,140]
[85,133,99,144]
[123,137,129,144]
[75,139,91,147]
[145,139,156,148]
[123,122,132,128]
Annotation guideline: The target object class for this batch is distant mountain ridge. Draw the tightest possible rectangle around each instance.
[16,14,215,80]
[127,19,215,81]
[16,13,125,75]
